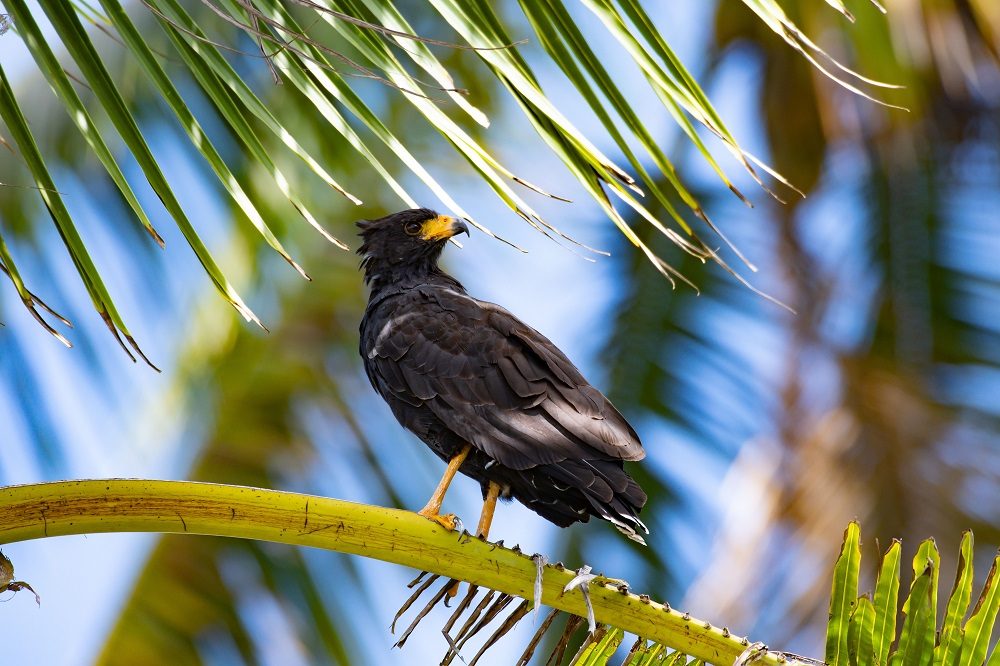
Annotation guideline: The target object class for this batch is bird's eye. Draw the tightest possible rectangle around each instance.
[404,221,422,236]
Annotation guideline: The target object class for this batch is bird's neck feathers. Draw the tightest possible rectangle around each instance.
[360,248,464,296]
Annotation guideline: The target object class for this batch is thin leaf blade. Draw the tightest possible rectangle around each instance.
[827,521,863,666]
[958,552,1000,666]
[936,531,975,666]
[874,540,903,665]
[850,595,877,666]
[0,62,148,364]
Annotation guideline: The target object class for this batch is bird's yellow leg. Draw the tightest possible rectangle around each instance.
[476,481,502,539]
[442,480,503,600]
[417,444,472,530]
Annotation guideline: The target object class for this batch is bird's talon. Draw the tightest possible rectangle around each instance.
[418,509,460,531]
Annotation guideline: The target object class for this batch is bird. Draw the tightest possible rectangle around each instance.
[357,208,648,545]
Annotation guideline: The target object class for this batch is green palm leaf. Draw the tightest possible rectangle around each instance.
[827,521,862,666]
[936,532,973,666]
[0,0,899,357]
[40,0,265,331]
[0,63,152,365]
[959,554,1000,666]
[874,541,903,665]
[5,0,163,248]
[849,596,876,666]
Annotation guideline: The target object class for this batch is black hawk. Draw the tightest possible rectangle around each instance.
[358,208,648,544]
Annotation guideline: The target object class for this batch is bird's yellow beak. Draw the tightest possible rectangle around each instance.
[421,215,469,241]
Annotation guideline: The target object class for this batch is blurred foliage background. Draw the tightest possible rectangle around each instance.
[1,0,999,664]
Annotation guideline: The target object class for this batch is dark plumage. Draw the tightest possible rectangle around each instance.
[357,208,648,543]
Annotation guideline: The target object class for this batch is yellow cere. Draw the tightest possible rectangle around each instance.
[421,215,458,241]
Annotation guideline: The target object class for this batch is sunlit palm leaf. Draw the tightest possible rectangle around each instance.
[0,0,893,357]
[151,0,358,237]
[599,0,1000,651]
[359,0,489,127]
[825,526,1000,666]
[848,596,876,666]
[5,0,164,248]
[873,541,901,665]
[0,63,152,364]
[739,0,904,106]
[99,0,311,278]
[892,543,936,665]
[519,0,697,234]
[936,532,974,666]
[0,230,72,347]
[240,0,419,207]
[317,0,558,243]
[38,0,264,331]
[826,522,861,665]
[960,556,1000,666]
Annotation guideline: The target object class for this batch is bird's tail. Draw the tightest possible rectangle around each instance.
[587,479,649,546]
[546,459,649,544]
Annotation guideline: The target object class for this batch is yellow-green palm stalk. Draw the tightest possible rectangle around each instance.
[5,487,1000,665]
[0,479,782,665]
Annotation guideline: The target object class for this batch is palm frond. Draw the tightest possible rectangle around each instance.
[824,523,1000,666]
[598,0,1000,652]
[0,0,895,359]
[0,62,150,363]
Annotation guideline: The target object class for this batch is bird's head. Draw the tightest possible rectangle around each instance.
[356,208,469,286]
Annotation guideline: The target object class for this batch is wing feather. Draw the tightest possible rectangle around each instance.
[364,287,644,470]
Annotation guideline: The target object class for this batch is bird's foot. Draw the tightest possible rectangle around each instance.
[417,507,461,531]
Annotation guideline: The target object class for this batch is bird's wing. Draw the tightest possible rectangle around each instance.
[366,287,644,470]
